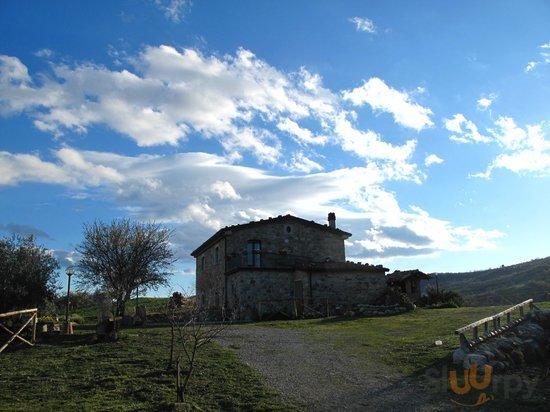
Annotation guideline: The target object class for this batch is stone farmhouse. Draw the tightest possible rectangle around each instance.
[192,213,404,320]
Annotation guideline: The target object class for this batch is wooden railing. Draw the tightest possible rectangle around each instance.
[0,308,38,354]
[455,299,536,350]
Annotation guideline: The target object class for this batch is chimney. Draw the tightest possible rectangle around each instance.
[328,212,336,229]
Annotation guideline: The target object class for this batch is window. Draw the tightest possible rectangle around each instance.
[247,240,261,267]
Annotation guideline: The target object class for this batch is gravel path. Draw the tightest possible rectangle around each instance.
[217,326,449,411]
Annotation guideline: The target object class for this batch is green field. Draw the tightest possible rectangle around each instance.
[1,301,548,411]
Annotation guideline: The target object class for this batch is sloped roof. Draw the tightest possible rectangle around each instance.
[386,269,431,284]
[191,214,352,257]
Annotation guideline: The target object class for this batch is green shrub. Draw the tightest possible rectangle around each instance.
[70,313,85,324]
[419,286,464,308]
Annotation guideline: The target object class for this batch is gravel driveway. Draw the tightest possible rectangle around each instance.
[217,326,448,411]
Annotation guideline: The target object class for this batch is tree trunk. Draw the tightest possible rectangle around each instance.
[167,310,175,370]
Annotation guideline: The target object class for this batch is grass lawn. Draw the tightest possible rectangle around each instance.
[1,301,547,411]
[0,324,299,411]
[258,302,550,375]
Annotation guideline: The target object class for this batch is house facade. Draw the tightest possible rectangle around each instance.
[191,213,389,320]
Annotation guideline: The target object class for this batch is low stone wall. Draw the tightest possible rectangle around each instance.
[453,309,550,373]
[339,303,410,317]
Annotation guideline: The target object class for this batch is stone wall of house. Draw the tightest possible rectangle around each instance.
[310,269,387,305]
[225,220,347,268]
[195,237,226,312]
[226,270,296,320]
[225,266,388,320]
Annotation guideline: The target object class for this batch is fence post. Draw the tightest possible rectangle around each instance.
[32,311,37,344]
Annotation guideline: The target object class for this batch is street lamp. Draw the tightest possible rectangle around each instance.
[65,266,75,334]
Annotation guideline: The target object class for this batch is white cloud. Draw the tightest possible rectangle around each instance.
[476,94,497,111]
[221,126,282,164]
[424,154,443,167]
[444,113,491,144]
[525,61,539,72]
[525,43,550,72]
[473,117,550,178]
[0,148,124,186]
[34,49,54,58]
[287,152,324,173]
[343,77,434,131]
[0,48,428,176]
[489,116,528,150]
[210,180,241,200]
[277,118,328,145]
[0,48,334,159]
[349,17,376,33]
[153,0,191,23]
[0,146,503,261]
[334,114,417,163]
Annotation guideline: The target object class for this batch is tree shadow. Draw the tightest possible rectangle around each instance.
[37,327,97,346]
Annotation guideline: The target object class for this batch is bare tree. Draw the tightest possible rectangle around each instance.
[76,219,175,321]
[166,292,229,403]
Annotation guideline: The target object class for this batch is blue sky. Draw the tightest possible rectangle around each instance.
[1,1,550,296]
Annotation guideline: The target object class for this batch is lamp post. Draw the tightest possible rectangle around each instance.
[65,266,75,334]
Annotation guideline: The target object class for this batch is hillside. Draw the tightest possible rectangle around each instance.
[432,256,550,306]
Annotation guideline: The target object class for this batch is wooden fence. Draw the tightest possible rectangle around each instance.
[455,299,536,350]
[0,308,38,354]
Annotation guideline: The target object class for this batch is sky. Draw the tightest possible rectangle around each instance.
[1,1,550,296]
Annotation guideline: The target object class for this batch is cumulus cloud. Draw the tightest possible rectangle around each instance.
[210,180,241,200]
[333,114,418,169]
[0,47,431,178]
[444,110,550,178]
[277,118,328,145]
[424,154,443,167]
[444,113,491,144]
[349,17,377,33]
[0,48,338,161]
[477,94,497,111]
[343,77,434,131]
[473,118,550,178]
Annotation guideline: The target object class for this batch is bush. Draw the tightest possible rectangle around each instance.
[419,286,464,308]
[0,235,60,312]
[70,313,85,324]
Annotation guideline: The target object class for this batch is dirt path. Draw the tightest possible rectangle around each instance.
[217,326,449,411]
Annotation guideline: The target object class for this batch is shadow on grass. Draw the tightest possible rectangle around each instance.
[38,332,97,347]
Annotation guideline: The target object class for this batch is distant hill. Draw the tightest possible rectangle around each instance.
[426,257,550,306]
